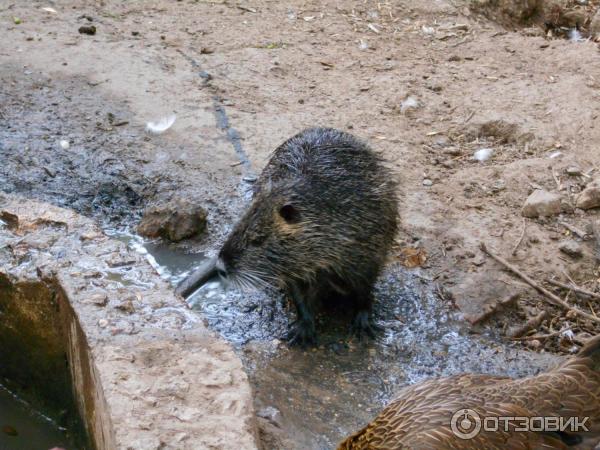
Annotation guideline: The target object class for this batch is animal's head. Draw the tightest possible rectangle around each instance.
[217,184,322,290]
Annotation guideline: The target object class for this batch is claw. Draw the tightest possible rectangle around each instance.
[350,310,381,341]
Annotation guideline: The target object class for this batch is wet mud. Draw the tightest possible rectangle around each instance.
[130,240,559,449]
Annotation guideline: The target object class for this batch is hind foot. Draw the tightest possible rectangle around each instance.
[286,320,317,348]
[350,310,381,341]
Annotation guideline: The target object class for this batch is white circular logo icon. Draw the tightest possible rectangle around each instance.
[451,409,482,440]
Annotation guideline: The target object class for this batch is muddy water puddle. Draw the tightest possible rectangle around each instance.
[115,235,560,450]
[0,384,76,450]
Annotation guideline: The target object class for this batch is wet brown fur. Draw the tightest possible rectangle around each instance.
[218,127,399,345]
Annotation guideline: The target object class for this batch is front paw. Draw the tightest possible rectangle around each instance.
[350,310,382,341]
[286,321,317,348]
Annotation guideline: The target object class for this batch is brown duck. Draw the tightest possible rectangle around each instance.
[338,335,600,450]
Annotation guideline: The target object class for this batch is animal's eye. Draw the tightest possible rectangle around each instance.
[279,204,300,223]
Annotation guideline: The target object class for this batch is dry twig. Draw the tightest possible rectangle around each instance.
[511,218,527,256]
[547,279,600,301]
[559,221,588,240]
[512,326,572,341]
[479,243,600,324]
[507,310,548,338]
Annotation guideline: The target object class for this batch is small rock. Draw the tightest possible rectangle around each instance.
[86,293,108,307]
[433,136,450,147]
[2,425,17,436]
[521,190,562,218]
[257,406,282,427]
[114,297,135,314]
[527,339,542,350]
[78,25,97,35]
[559,240,583,258]
[422,179,433,186]
[98,319,109,328]
[443,147,461,156]
[472,255,485,266]
[566,165,582,176]
[137,197,208,242]
[59,140,70,150]
[490,180,506,193]
[576,179,600,210]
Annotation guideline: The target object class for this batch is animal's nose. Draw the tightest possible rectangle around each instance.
[215,257,228,278]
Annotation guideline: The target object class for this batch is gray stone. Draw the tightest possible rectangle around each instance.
[576,179,600,210]
[521,190,561,218]
[559,240,583,258]
[138,197,207,242]
[257,406,283,428]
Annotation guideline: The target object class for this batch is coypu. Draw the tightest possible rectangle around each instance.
[216,127,398,345]
[338,334,600,449]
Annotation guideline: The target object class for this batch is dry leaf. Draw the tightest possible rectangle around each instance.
[399,247,427,268]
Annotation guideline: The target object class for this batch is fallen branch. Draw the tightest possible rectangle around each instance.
[547,279,600,301]
[512,326,572,341]
[559,221,588,240]
[479,243,600,324]
[507,310,548,338]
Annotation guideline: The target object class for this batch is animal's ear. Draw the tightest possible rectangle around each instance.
[278,203,300,223]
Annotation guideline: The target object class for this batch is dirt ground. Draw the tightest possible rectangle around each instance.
[3,0,600,446]
[3,0,600,350]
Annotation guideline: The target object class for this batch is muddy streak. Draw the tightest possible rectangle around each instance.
[124,238,559,450]
[177,49,255,177]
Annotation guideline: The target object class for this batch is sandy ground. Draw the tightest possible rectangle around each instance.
[3,0,600,349]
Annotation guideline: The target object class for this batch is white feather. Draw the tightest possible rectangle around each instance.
[400,96,420,114]
[569,28,584,42]
[146,114,176,134]
[42,7,57,13]
[561,329,575,340]
[474,148,493,162]
[421,25,435,35]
